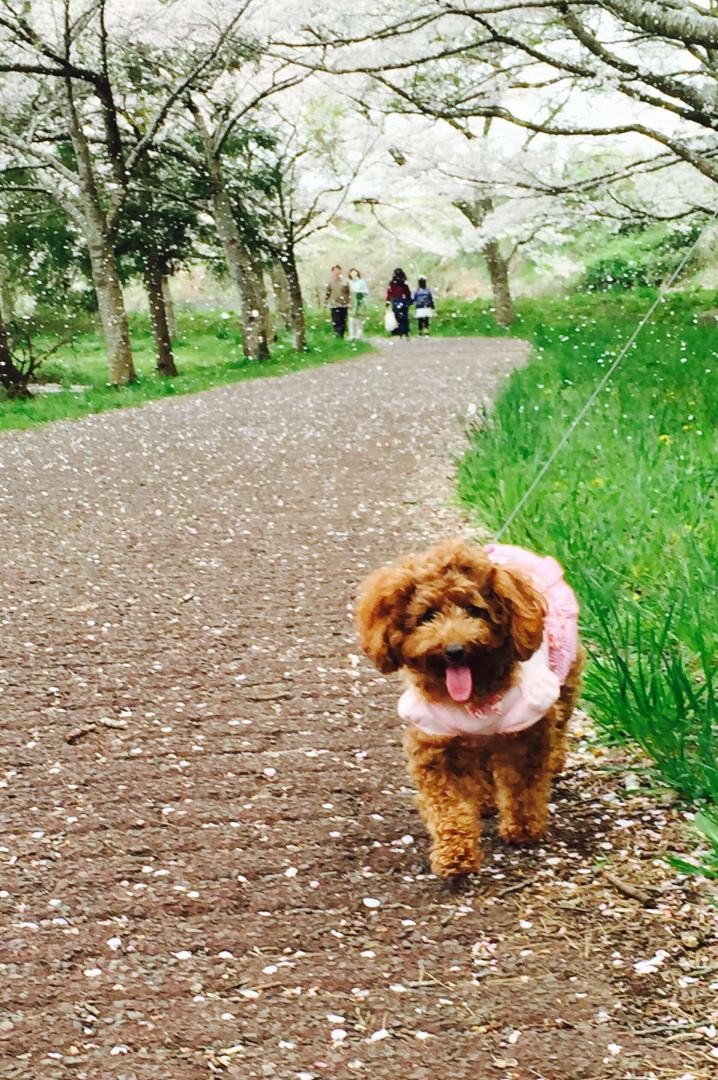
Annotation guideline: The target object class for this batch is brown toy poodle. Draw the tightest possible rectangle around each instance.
[356,538,584,879]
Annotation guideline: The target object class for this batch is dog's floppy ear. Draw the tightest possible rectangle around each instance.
[355,561,415,674]
[490,565,546,661]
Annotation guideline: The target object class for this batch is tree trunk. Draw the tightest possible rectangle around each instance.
[190,104,271,360]
[144,253,178,377]
[0,262,15,323]
[209,186,270,360]
[262,273,275,343]
[239,256,271,361]
[483,239,515,327]
[249,254,273,347]
[84,221,136,385]
[283,251,307,352]
[162,276,177,340]
[454,194,515,328]
[65,80,136,386]
[0,315,29,398]
[270,262,291,333]
[188,105,269,360]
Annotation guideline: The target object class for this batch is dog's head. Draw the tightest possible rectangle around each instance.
[355,538,546,703]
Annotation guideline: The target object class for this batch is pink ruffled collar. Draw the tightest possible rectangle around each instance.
[397,544,579,738]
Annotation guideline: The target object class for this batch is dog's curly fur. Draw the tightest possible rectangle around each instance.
[356,538,584,879]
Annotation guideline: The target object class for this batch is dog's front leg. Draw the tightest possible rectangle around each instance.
[404,729,482,879]
[490,720,553,845]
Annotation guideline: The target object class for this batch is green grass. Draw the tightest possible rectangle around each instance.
[452,289,718,865]
[0,310,370,431]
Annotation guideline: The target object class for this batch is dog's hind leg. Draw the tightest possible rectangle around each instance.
[549,649,585,774]
[404,729,483,879]
[490,720,553,845]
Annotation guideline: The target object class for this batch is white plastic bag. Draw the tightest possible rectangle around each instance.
[384,308,398,332]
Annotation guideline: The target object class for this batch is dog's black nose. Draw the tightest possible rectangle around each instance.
[445,644,466,664]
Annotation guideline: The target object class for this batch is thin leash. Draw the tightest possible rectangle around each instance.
[493,213,717,543]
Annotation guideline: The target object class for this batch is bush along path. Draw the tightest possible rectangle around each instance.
[1,337,717,1079]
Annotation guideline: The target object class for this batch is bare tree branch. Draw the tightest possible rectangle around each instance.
[599,0,718,48]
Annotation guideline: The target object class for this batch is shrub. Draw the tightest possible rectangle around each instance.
[582,224,703,291]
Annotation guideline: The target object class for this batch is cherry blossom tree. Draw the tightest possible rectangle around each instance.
[239,94,379,348]
[285,2,718,196]
[0,0,254,382]
[266,0,718,310]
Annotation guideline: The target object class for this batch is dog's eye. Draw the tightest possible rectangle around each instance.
[466,604,488,619]
[418,608,439,625]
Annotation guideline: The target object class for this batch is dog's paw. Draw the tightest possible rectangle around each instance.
[498,820,546,845]
[430,841,482,880]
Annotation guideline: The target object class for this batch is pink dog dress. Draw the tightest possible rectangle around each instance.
[398,544,579,738]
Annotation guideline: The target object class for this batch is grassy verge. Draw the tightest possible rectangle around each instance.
[452,289,718,872]
[0,311,370,432]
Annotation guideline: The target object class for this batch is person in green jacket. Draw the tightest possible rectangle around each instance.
[324,264,350,338]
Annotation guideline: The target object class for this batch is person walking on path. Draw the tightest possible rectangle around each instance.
[325,264,350,338]
[413,277,436,336]
[386,267,412,338]
[348,268,369,341]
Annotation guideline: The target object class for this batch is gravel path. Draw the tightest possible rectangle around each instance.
[1,338,716,1080]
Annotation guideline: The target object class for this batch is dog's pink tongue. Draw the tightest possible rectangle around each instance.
[446,665,472,702]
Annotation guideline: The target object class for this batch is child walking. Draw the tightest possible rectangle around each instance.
[413,277,435,335]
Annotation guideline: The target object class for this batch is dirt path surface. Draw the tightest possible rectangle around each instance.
[2,338,717,1080]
